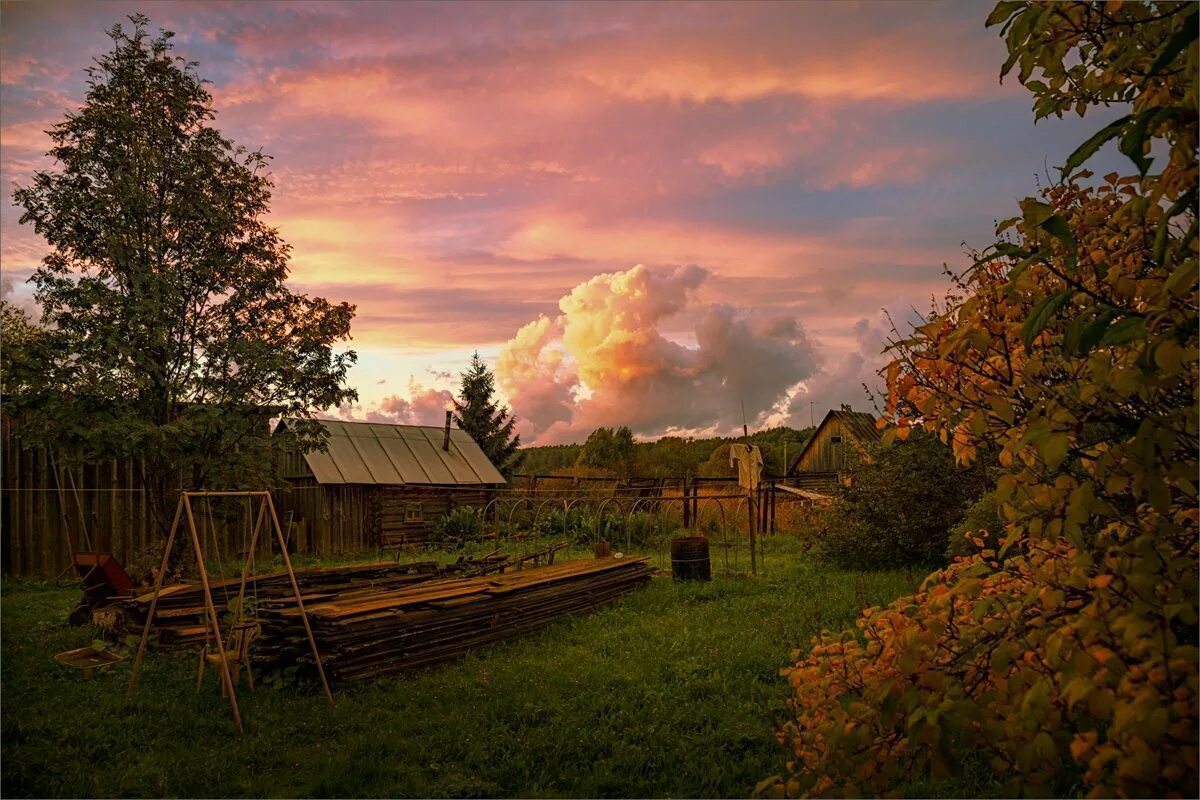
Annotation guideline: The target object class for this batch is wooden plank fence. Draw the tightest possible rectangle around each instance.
[1,427,502,578]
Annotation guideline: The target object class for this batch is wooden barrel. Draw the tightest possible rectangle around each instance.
[671,536,711,581]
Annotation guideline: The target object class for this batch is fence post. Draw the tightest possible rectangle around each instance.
[770,482,776,534]
[686,479,696,534]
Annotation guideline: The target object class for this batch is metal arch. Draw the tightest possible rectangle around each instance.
[695,496,731,572]
[593,496,626,548]
[531,498,560,533]
[622,497,658,555]
[482,496,505,525]
[506,496,534,529]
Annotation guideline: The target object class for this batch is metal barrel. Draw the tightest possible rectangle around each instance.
[670,536,711,581]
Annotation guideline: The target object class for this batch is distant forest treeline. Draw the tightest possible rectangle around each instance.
[517,425,815,479]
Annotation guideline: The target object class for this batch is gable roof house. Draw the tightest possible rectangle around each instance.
[273,417,506,551]
[785,406,881,489]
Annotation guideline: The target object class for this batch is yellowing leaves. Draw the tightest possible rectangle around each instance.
[766,2,1198,797]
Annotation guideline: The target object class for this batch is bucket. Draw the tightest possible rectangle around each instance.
[671,536,711,581]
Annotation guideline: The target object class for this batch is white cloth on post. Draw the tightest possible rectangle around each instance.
[728,443,763,492]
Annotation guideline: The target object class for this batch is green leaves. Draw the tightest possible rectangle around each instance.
[985,1,1024,29]
[1147,6,1199,77]
[1074,308,1120,356]
[1119,109,1169,176]
[1061,116,1131,178]
[1021,290,1072,349]
[1019,198,1074,248]
[1097,316,1146,348]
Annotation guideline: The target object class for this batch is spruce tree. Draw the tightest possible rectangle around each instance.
[453,352,522,475]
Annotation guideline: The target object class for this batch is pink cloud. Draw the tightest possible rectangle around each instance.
[1,1,1094,439]
[496,264,821,444]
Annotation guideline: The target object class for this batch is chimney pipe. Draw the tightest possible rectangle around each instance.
[443,409,452,451]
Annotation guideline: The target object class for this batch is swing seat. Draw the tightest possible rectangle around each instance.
[196,619,259,695]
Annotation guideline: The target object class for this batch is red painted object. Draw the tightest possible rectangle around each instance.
[68,552,135,626]
[74,552,135,595]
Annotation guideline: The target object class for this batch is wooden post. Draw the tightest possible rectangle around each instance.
[770,482,777,534]
[264,493,335,708]
[110,460,119,562]
[126,496,185,699]
[38,449,50,576]
[748,490,757,577]
[66,467,90,552]
[682,478,690,530]
[49,451,77,565]
[183,494,244,733]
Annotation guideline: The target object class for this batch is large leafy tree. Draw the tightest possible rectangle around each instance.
[763,3,1196,797]
[9,16,357,538]
[576,426,636,478]
[453,352,522,474]
[0,301,43,402]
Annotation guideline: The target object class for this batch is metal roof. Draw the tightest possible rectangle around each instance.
[279,419,506,486]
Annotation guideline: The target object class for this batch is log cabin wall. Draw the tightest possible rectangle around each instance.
[376,486,490,548]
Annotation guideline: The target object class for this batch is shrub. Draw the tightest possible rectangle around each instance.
[625,510,672,549]
[816,429,990,570]
[762,4,1198,797]
[946,490,1004,560]
[436,506,484,544]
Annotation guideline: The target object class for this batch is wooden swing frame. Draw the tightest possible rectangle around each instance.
[125,491,334,733]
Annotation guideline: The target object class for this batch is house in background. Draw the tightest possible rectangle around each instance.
[274,417,506,550]
[786,406,881,490]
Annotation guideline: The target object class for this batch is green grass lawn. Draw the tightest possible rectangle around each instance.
[2,538,914,798]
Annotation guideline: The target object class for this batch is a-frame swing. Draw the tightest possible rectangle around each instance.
[125,491,334,733]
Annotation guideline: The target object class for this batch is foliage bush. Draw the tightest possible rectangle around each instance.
[625,510,673,549]
[816,429,991,570]
[531,507,621,545]
[946,490,1004,560]
[761,3,1198,797]
[436,506,484,544]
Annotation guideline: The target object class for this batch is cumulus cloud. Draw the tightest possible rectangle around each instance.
[497,264,820,444]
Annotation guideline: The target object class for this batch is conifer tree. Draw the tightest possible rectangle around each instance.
[453,352,522,474]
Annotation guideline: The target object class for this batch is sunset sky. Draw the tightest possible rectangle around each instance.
[0,1,1123,444]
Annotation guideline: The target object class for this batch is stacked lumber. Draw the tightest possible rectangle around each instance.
[255,556,653,683]
[108,561,445,646]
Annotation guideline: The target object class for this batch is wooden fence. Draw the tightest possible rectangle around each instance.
[1,426,160,579]
[1,427,497,578]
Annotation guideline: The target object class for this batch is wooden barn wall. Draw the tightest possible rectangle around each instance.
[794,418,863,473]
[270,481,376,557]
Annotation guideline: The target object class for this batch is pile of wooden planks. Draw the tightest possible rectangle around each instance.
[107,561,446,646]
[255,556,653,683]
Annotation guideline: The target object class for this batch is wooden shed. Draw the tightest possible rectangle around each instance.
[274,418,506,550]
[786,406,881,485]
